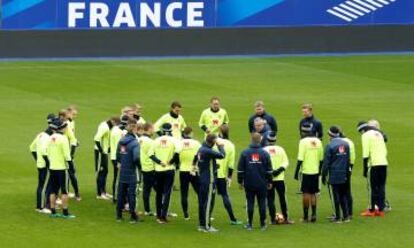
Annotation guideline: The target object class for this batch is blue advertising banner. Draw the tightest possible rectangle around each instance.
[1,0,413,30]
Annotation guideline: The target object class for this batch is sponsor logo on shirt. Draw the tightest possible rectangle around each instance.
[212,119,219,125]
[251,153,260,162]
[269,148,276,155]
[161,139,168,147]
[173,123,179,129]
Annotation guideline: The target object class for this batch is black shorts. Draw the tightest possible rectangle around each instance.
[50,170,69,195]
[301,174,320,194]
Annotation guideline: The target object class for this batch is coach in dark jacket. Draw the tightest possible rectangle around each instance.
[116,119,141,223]
[252,117,271,147]
[238,133,273,230]
[299,104,323,140]
[248,101,277,134]
[322,126,351,223]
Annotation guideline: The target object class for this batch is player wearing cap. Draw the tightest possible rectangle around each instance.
[199,96,229,136]
[30,114,55,214]
[154,101,187,139]
[299,104,323,140]
[294,123,324,222]
[215,125,242,225]
[153,123,180,224]
[322,126,351,223]
[94,116,120,200]
[47,118,76,219]
[263,131,294,225]
[110,115,128,202]
[178,127,201,220]
[238,133,273,231]
[357,121,389,217]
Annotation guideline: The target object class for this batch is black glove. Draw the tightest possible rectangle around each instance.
[363,158,369,178]
[71,145,77,158]
[43,155,50,169]
[95,141,104,154]
[272,167,285,177]
[363,167,368,178]
[294,161,302,181]
[31,151,38,161]
[322,176,327,185]
[294,172,299,181]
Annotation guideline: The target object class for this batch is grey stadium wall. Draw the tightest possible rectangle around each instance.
[0,25,414,59]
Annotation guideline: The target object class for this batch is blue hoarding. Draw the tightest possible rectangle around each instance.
[1,0,413,30]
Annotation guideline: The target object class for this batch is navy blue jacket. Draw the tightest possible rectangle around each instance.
[299,115,323,139]
[237,144,273,190]
[117,132,140,183]
[322,138,350,185]
[252,125,271,147]
[195,143,225,185]
[248,112,278,134]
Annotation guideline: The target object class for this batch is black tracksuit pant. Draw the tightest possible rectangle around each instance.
[116,181,138,219]
[370,166,387,211]
[267,180,288,220]
[95,150,108,196]
[179,171,199,217]
[36,168,50,209]
[332,183,349,220]
[216,178,237,222]
[111,160,119,201]
[246,187,267,226]
[345,174,353,216]
[198,180,216,228]
[142,171,156,213]
[68,161,80,196]
[155,170,175,219]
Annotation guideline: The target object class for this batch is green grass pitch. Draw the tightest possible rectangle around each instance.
[0,55,413,248]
